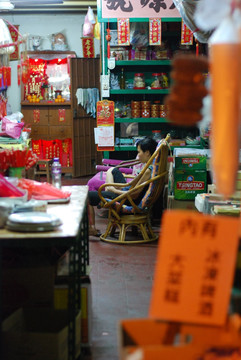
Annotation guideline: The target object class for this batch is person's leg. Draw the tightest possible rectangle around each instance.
[105,167,115,183]
[105,167,127,184]
[88,190,119,236]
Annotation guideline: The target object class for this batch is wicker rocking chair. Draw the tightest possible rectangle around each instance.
[98,134,170,244]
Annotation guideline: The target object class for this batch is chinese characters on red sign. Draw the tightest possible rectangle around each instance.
[82,38,95,58]
[7,25,19,61]
[149,210,239,326]
[149,18,161,45]
[117,19,130,46]
[102,0,180,18]
[181,20,193,45]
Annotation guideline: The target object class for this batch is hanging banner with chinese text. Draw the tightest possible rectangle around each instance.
[7,25,19,61]
[33,109,40,123]
[117,19,130,46]
[97,100,115,151]
[149,18,162,45]
[82,38,95,58]
[101,0,180,19]
[58,109,66,123]
[181,20,193,45]
[149,210,239,326]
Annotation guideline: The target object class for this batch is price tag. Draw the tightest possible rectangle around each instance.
[149,210,240,326]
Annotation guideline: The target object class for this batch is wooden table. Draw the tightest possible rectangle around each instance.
[0,185,89,360]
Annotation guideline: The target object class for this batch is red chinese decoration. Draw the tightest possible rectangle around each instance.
[7,25,19,61]
[33,109,40,123]
[181,20,193,45]
[58,109,66,122]
[149,19,162,45]
[21,56,30,84]
[117,19,130,46]
[82,38,95,58]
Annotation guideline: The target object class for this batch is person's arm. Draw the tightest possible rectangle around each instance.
[106,168,151,198]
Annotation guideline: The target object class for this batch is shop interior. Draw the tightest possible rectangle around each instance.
[0,0,241,359]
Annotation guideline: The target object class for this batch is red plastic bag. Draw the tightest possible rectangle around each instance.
[18,178,71,201]
[0,174,25,197]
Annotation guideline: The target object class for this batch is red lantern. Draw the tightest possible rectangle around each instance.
[106,25,111,59]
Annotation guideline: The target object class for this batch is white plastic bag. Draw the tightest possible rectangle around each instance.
[0,19,14,54]
[173,0,212,42]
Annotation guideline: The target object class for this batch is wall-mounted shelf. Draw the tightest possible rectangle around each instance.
[115,117,168,123]
[115,60,172,66]
[110,89,170,95]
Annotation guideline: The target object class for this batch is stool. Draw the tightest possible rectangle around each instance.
[34,159,53,183]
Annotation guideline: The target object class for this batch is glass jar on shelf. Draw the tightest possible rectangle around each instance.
[133,73,145,89]
[151,73,161,89]
[152,130,162,142]
[160,72,169,88]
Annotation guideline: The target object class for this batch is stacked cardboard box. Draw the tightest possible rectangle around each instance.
[174,155,207,200]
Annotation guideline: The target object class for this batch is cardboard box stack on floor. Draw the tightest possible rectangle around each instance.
[2,308,81,360]
[167,152,208,210]
[2,258,83,359]
[55,250,92,347]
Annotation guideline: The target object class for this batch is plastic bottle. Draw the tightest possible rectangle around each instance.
[119,68,126,89]
[51,157,62,189]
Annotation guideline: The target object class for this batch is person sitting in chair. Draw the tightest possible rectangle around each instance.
[88,137,158,237]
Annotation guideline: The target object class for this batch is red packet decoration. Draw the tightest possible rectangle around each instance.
[52,139,62,161]
[21,55,30,84]
[82,38,95,58]
[33,109,40,123]
[58,108,66,122]
[32,139,43,158]
[6,67,11,87]
[62,138,73,167]
[150,210,239,326]
[17,64,21,86]
[8,25,19,61]
[181,19,193,45]
[149,19,161,45]
[117,19,130,46]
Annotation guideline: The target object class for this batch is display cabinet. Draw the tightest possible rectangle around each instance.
[101,20,201,159]
[21,52,102,176]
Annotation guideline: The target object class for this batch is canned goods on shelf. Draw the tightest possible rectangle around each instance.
[141,108,150,118]
[141,101,151,109]
[131,101,141,109]
[131,109,141,118]
[160,104,167,118]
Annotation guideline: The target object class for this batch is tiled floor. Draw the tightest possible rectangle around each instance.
[61,175,161,360]
[88,217,159,360]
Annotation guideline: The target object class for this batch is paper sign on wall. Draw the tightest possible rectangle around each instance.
[149,210,239,326]
[96,100,115,151]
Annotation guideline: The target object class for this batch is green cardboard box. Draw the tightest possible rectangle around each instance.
[175,156,207,170]
[174,169,207,200]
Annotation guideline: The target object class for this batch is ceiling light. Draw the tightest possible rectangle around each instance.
[0,0,14,10]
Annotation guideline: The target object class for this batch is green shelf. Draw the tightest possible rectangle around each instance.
[115,146,136,151]
[115,60,172,66]
[115,117,168,123]
[115,145,203,152]
[110,89,170,95]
